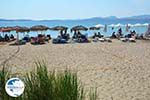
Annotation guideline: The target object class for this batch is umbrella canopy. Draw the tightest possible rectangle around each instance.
[89,26,100,30]
[95,24,104,28]
[89,24,104,30]
[50,26,68,31]
[12,26,22,30]
[71,25,88,32]
[30,25,49,31]
[15,26,30,33]
[0,27,13,33]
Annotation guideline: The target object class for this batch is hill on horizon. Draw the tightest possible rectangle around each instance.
[0,15,150,26]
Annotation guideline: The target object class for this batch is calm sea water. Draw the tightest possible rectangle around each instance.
[0,20,149,39]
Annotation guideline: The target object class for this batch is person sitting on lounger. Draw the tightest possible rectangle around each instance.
[10,34,14,39]
[98,32,103,38]
[111,32,117,38]
[37,34,45,44]
[118,28,122,35]
[23,34,30,42]
[92,32,103,39]
[92,32,98,38]
[117,28,123,38]
[77,31,82,38]
[61,33,70,40]
[0,34,4,42]
[47,34,51,39]
[72,31,78,39]
[131,30,137,39]
[4,34,10,41]
[125,31,132,38]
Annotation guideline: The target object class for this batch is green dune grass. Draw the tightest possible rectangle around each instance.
[0,61,97,100]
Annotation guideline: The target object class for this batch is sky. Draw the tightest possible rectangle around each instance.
[0,0,150,20]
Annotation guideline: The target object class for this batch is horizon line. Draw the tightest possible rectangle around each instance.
[0,14,150,21]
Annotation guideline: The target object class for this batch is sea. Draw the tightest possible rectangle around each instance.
[0,20,149,39]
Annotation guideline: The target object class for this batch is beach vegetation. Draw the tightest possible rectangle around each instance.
[0,61,97,100]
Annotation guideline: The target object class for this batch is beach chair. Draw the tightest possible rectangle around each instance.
[92,37,99,42]
[120,38,128,42]
[0,36,4,42]
[12,40,26,45]
[104,38,112,43]
[129,38,136,42]
[52,38,68,44]
[30,37,38,45]
[99,38,105,42]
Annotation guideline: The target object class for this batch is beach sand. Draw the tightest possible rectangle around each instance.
[0,40,150,100]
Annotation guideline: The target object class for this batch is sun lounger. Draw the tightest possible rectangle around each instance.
[52,38,68,44]
[104,38,112,42]
[92,37,99,42]
[12,40,26,45]
[0,37,5,42]
[99,38,105,42]
[129,38,136,42]
[120,38,128,42]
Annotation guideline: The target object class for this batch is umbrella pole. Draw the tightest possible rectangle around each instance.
[3,32,4,37]
[23,32,25,37]
[17,32,19,43]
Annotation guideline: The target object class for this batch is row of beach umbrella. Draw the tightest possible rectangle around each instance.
[0,23,149,33]
[0,24,149,36]
[0,25,89,33]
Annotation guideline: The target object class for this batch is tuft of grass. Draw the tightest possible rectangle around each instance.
[24,61,85,100]
[89,87,98,100]
[0,61,98,100]
[53,71,84,100]
[24,61,55,100]
[0,66,10,100]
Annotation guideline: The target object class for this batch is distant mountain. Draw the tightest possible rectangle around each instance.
[125,15,150,19]
[1,15,150,21]
[103,16,118,19]
[0,19,32,21]
[0,15,150,26]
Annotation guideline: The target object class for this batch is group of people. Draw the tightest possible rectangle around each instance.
[72,31,89,43]
[0,27,145,45]
[125,30,137,39]
[0,34,15,42]
[0,33,51,45]
[53,30,89,44]
[30,34,51,45]
[92,32,104,39]
[52,30,70,44]
[111,28,137,39]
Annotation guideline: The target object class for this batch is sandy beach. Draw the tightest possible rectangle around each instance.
[0,40,150,100]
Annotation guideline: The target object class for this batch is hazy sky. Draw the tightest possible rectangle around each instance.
[0,0,150,20]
